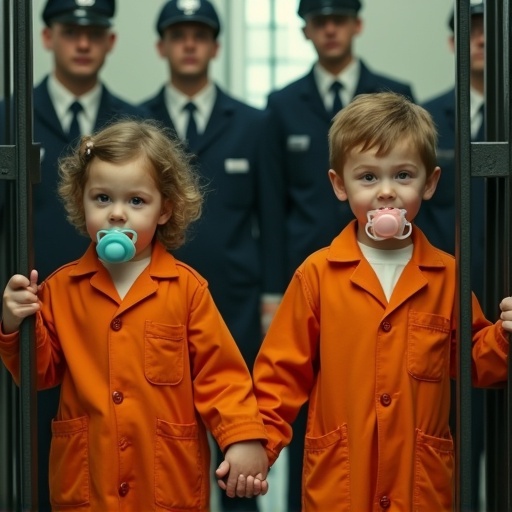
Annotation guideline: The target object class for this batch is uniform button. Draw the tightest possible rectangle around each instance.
[119,437,129,451]
[118,482,129,497]
[381,321,391,332]
[111,318,122,331]
[112,391,124,404]
[379,495,391,509]
[380,393,392,407]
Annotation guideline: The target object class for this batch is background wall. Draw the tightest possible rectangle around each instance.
[31,0,456,107]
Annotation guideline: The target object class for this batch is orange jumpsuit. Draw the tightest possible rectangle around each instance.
[0,242,267,511]
[253,221,508,511]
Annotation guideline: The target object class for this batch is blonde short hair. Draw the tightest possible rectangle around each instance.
[58,118,203,250]
[329,92,438,176]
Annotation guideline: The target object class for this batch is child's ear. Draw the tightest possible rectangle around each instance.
[157,200,173,225]
[328,169,348,201]
[423,166,441,200]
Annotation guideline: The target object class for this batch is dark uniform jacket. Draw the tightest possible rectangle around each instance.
[416,88,485,299]
[141,85,284,368]
[261,60,415,280]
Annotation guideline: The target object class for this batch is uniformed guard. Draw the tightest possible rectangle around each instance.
[140,3,284,509]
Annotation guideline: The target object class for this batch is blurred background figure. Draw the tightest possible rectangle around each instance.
[141,1,285,510]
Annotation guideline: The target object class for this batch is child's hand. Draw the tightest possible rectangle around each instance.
[215,440,269,498]
[2,270,40,334]
[500,296,512,333]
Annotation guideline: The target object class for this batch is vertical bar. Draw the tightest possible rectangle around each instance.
[483,0,511,509]
[1,0,20,510]
[505,1,512,508]
[13,0,38,509]
[454,0,474,510]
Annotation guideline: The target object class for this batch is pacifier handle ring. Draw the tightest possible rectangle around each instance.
[394,222,412,240]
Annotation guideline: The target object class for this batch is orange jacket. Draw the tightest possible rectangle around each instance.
[0,242,267,512]
[253,221,508,511]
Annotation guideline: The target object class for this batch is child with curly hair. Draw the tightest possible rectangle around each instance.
[0,119,268,511]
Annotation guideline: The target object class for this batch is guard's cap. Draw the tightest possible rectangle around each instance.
[298,0,362,20]
[156,0,221,38]
[448,0,484,32]
[42,0,115,28]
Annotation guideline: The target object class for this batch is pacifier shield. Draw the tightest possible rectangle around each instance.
[96,230,137,263]
[373,213,401,238]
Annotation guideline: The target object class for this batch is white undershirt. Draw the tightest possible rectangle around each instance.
[101,256,151,299]
[358,243,413,301]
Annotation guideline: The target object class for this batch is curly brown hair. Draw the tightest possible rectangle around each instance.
[58,118,203,250]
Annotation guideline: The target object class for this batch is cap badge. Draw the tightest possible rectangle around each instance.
[76,0,96,6]
[177,0,200,15]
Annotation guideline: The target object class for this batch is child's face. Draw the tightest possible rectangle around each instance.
[83,155,172,260]
[329,137,440,248]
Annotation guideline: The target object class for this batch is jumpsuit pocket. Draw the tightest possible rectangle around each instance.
[407,311,451,381]
[413,429,454,512]
[49,416,90,508]
[154,419,206,510]
[144,321,185,385]
[303,425,350,511]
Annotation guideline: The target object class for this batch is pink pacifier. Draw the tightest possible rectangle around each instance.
[365,207,412,241]
[96,229,138,263]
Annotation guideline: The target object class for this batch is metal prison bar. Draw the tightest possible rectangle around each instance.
[0,1,510,511]
[479,0,512,510]
[455,0,512,511]
[0,0,39,510]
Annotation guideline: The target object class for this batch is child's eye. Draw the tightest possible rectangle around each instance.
[361,173,375,182]
[130,197,145,206]
[396,171,411,180]
[96,194,110,203]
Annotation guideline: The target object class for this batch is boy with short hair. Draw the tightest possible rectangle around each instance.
[252,92,512,511]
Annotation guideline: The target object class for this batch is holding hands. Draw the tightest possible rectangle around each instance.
[215,440,269,498]
[1,269,40,334]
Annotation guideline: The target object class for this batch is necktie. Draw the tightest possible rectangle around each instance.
[474,104,485,142]
[330,81,344,118]
[68,101,83,141]
[184,102,198,147]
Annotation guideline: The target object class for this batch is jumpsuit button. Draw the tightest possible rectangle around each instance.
[118,481,129,497]
[111,318,122,331]
[381,320,391,332]
[112,391,124,404]
[379,495,391,509]
[380,393,392,407]
[119,437,129,450]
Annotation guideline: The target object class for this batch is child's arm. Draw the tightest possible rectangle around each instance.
[500,296,512,332]
[215,440,269,498]
[2,270,40,334]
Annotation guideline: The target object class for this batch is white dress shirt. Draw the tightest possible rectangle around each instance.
[314,58,360,111]
[163,82,216,140]
[47,73,101,136]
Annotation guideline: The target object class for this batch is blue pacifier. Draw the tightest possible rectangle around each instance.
[96,229,138,263]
